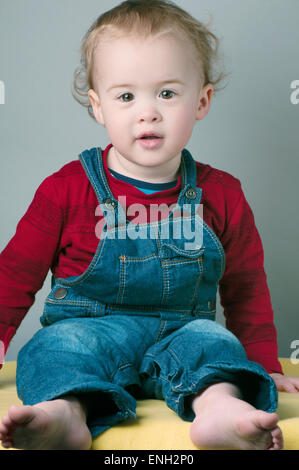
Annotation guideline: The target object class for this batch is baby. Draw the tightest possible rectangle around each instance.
[0,0,298,451]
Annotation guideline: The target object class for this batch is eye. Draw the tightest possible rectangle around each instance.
[118,92,134,103]
[160,89,176,99]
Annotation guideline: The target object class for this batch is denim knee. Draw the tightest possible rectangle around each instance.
[183,319,248,362]
[16,320,138,412]
[139,318,278,421]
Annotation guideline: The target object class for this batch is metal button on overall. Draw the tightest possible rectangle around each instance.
[104,198,117,210]
[185,188,197,199]
[54,288,67,300]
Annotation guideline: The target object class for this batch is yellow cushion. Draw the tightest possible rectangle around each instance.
[0,360,299,450]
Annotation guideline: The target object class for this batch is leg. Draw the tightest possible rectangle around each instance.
[1,316,158,449]
[140,319,282,450]
[190,382,283,450]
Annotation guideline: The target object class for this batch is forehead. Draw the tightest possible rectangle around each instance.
[93,31,198,87]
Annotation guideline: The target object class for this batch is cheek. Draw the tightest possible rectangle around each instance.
[105,112,128,139]
[172,108,196,136]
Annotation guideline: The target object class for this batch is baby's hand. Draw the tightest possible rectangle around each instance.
[269,373,299,393]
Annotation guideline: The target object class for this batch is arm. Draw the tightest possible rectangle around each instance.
[218,187,283,375]
[0,175,63,363]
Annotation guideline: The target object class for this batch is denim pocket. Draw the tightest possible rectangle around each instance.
[160,244,204,306]
[116,244,204,309]
[117,253,163,306]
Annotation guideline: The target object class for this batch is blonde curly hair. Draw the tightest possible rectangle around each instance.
[72,0,229,120]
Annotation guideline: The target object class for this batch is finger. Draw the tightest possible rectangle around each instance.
[291,383,299,392]
[275,380,296,392]
[281,383,298,393]
[285,377,299,391]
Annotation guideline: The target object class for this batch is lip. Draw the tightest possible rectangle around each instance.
[136,131,163,149]
[136,131,163,139]
[137,137,163,149]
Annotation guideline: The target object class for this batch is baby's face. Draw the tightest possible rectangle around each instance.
[88,32,213,179]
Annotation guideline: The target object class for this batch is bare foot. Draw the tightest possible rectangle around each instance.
[0,397,92,450]
[190,382,283,450]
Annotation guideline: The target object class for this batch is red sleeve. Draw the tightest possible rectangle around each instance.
[218,188,283,375]
[0,175,63,366]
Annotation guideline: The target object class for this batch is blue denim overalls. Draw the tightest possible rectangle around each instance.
[16,147,278,438]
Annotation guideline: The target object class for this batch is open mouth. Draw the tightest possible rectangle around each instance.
[137,135,163,148]
[139,136,161,139]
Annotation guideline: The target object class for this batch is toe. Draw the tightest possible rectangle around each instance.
[1,414,12,427]
[0,414,15,439]
[267,425,284,450]
[254,411,279,431]
[8,405,34,425]
[0,423,8,435]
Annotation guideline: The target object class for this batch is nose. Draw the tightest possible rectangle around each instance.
[137,102,162,123]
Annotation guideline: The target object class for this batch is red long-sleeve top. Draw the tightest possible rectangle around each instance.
[0,144,283,374]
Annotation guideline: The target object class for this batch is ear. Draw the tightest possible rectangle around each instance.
[88,89,105,126]
[195,83,214,121]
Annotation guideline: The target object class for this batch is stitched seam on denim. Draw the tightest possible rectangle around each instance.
[190,258,203,305]
[155,227,165,306]
[57,236,105,287]
[110,362,134,381]
[153,226,168,307]
[81,152,103,207]
[173,382,183,389]
[168,347,191,393]
[104,304,194,313]
[167,347,181,366]
[164,246,204,258]
[195,311,215,315]
[161,257,203,305]
[176,152,187,205]
[59,236,105,286]
[155,226,161,251]
[119,254,158,262]
[166,347,186,394]
[203,220,225,276]
[97,147,114,197]
[117,363,133,370]
[45,299,94,306]
[117,256,126,304]
[183,211,224,277]
[154,320,167,344]
[161,259,169,304]
[162,259,201,266]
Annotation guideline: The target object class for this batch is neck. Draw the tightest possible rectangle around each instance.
[107,146,180,183]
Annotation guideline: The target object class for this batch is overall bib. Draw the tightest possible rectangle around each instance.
[16,147,278,438]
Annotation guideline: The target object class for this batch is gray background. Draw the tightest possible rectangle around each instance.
[0,0,298,361]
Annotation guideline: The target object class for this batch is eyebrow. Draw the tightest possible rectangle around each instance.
[107,79,185,92]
